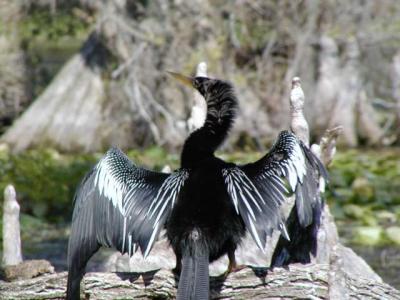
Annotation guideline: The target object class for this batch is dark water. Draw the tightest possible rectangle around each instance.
[351,245,400,289]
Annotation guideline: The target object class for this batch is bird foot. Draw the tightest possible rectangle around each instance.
[224,264,246,277]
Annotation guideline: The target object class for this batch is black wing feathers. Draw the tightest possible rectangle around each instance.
[295,142,328,226]
[223,167,278,250]
[222,131,327,250]
[69,147,188,261]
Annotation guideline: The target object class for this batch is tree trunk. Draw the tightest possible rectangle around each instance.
[0,0,31,134]
[313,36,384,146]
[1,35,107,152]
[1,0,188,152]
[311,36,341,139]
[2,185,23,266]
[392,51,400,143]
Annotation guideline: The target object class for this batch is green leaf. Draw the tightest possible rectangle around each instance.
[385,227,400,246]
[353,226,383,246]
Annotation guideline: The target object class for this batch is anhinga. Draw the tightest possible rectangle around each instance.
[66,73,327,300]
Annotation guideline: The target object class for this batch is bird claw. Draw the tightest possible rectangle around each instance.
[224,264,246,277]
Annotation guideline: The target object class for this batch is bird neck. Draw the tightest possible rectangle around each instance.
[181,83,237,167]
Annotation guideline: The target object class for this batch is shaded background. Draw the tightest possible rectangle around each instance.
[0,0,399,289]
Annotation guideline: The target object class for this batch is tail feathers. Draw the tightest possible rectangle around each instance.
[66,266,84,300]
[177,230,209,300]
[271,202,321,268]
[66,238,99,300]
[177,254,195,299]
[66,209,100,300]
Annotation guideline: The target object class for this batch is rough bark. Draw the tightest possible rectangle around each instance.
[1,260,54,282]
[311,126,342,167]
[1,264,399,300]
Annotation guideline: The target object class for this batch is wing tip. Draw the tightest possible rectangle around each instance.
[279,222,291,241]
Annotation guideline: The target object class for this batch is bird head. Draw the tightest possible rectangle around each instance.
[168,71,237,122]
[168,71,213,98]
[169,71,238,139]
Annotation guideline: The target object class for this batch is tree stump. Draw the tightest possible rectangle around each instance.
[2,185,23,266]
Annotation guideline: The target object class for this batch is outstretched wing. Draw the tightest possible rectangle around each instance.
[69,147,188,259]
[222,130,327,251]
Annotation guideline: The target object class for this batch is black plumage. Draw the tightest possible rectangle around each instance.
[66,74,327,300]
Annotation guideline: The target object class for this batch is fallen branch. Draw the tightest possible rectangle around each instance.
[1,264,399,300]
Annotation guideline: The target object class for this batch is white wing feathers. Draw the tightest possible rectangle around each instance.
[256,133,307,192]
[94,154,128,215]
[223,168,264,216]
[72,147,188,258]
[222,131,325,251]
[143,170,189,257]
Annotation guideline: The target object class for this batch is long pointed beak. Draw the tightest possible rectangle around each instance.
[167,71,194,88]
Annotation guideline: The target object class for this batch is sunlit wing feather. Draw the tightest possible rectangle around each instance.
[69,147,188,260]
[222,131,327,250]
[222,167,282,250]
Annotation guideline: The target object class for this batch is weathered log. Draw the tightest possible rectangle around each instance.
[311,126,342,167]
[1,263,399,300]
[0,264,400,299]
[1,260,54,282]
